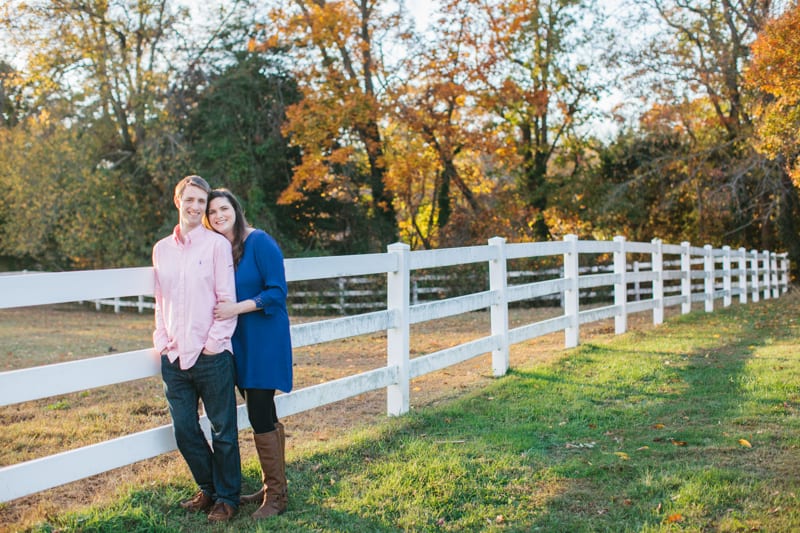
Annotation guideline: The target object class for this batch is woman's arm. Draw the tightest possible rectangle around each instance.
[214,298,258,320]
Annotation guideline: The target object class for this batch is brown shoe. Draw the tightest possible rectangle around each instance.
[207,501,236,522]
[180,491,213,513]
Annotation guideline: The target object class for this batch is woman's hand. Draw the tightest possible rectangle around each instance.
[214,299,239,320]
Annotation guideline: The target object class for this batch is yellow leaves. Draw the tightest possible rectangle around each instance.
[746,5,800,176]
[738,438,752,448]
[614,451,630,460]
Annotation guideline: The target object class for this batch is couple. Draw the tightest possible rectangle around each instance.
[152,175,293,522]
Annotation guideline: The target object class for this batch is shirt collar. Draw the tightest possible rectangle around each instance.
[172,224,209,246]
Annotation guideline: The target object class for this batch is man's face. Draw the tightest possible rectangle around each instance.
[175,183,208,230]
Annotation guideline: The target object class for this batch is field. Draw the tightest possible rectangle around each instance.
[1,294,799,531]
[0,302,572,529]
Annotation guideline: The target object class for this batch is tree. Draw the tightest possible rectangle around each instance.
[0,0,188,161]
[618,0,798,257]
[386,2,490,248]
[0,0,192,267]
[0,61,22,128]
[251,0,403,250]
[0,110,157,269]
[0,0,256,267]
[187,53,331,254]
[461,0,606,241]
[746,3,800,185]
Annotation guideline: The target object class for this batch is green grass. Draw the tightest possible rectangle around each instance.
[19,293,800,532]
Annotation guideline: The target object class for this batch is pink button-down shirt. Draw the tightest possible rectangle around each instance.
[152,224,237,370]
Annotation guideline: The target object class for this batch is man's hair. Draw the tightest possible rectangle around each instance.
[174,175,211,199]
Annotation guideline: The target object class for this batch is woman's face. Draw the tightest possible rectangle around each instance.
[207,196,236,239]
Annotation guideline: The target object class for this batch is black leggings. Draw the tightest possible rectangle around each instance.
[244,388,279,434]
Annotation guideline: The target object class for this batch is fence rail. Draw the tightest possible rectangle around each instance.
[79,259,738,315]
[0,236,790,502]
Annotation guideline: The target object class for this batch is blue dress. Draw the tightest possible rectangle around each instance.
[232,229,293,392]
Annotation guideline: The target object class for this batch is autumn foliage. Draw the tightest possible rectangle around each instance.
[747,3,800,185]
[0,0,799,270]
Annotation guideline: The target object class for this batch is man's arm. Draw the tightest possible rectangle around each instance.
[152,246,170,355]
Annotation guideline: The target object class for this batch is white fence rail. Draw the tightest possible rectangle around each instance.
[82,259,734,315]
[0,236,790,502]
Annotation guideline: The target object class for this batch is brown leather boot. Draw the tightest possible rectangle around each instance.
[240,422,285,505]
[251,429,288,519]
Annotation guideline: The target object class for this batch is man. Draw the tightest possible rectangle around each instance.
[152,175,240,522]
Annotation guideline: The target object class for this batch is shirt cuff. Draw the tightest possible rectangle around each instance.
[204,340,226,354]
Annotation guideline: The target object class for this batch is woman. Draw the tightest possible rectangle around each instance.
[205,188,293,519]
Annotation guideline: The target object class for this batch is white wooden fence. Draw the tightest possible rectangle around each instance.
[0,236,790,503]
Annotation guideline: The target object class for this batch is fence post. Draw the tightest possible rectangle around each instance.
[386,242,410,417]
[652,238,663,325]
[704,244,714,312]
[722,245,732,307]
[781,254,789,294]
[614,236,628,334]
[633,261,641,301]
[488,237,509,376]
[771,252,779,299]
[750,250,760,302]
[681,241,692,314]
[762,250,771,300]
[737,247,747,304]
[564,234,579,348]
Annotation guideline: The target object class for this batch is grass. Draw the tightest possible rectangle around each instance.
[4,294,800,531]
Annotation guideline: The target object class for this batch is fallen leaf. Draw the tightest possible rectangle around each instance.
[636,446,650,451]
[738,438,752,448]
[614,451,630,460]
[665,513,683,523]
[652,423,665,429]
[495,515,505,524]
[671,440,687,446]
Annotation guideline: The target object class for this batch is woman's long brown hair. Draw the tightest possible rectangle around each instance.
[205,188,249,267]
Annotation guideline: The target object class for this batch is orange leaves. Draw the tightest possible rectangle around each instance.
[738,438,752,448]
[745,4,800,182]
[748,4,800,101]
[665,513,684,524]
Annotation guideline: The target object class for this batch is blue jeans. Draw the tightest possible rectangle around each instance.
[162,352,240,508]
